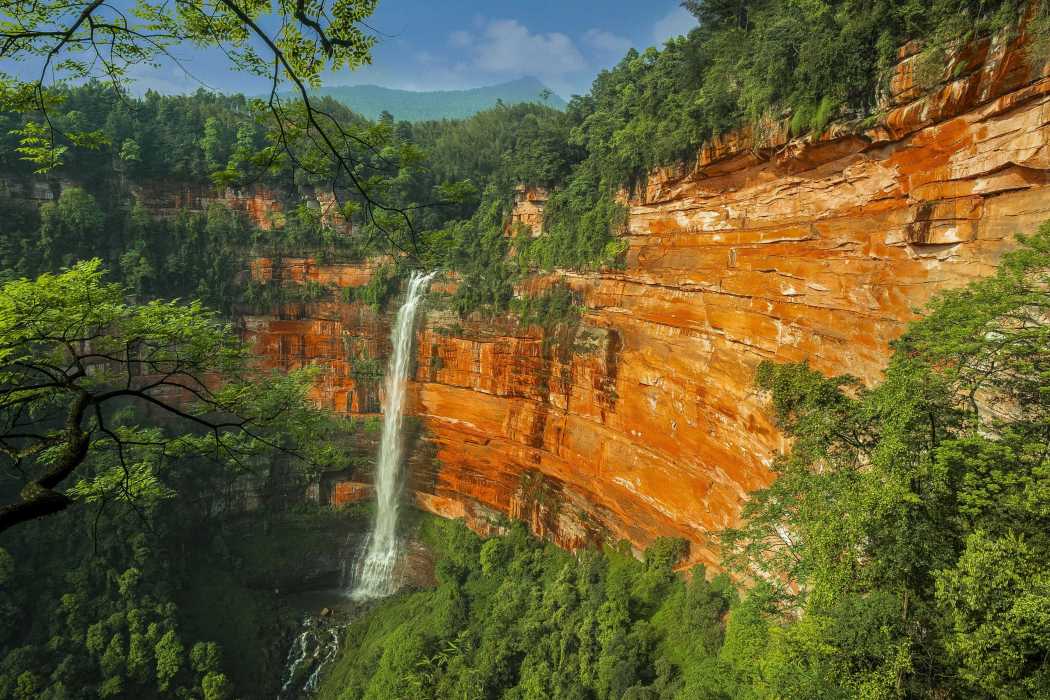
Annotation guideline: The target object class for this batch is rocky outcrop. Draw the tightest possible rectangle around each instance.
[244,257,391,413]
[249,34,1050,568]
[0,175,352,233]
[132,181,287,229]
[508,185,548,237]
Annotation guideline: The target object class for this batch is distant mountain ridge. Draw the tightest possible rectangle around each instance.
[309,77,566,122]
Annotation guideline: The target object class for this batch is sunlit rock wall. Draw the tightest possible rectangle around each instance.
[250,34,1050,568]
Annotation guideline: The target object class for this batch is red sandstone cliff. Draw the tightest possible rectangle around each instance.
[247,34,1050,568]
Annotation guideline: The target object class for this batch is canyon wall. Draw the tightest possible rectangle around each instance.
[247,34,1050,568]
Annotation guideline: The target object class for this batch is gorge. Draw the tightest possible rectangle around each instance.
[246,30,1050,569]
[2,1,1050,697]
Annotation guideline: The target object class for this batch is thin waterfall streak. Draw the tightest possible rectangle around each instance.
[305,628,342,691]
[350,270,436,601]
[279,626,311,696]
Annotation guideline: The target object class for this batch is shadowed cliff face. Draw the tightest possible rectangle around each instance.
[246,35,1050,568]
[128,181,351,232]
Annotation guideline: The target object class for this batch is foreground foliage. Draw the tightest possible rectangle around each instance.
[0,261,337,532]
[721,221,1050,698]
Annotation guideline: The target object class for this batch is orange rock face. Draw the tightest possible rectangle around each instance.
[248,38,1050,568]
[508,185,549,237]
[132,181,287,229]
[244,258,391,415]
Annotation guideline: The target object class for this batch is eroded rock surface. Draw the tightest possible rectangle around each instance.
[249,38,1050,567]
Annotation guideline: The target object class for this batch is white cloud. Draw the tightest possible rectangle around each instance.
[429,18,590,95]
[582,29,633,57]
[651,6,696,45]
[473,19,586,77]
[127,59,226,95]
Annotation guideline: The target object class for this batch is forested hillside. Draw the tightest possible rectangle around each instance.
[6,0,1048,316]
[308,77,567,121]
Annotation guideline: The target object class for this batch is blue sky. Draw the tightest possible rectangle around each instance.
[109,1,697,99]
[348,0,696,97]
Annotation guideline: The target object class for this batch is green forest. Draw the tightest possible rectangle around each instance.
[1,0,1049,698]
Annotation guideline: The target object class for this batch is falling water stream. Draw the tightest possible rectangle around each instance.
[349,270,436,601]
[277,272,436,698]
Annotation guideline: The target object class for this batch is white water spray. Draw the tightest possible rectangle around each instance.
[350,270,436,600]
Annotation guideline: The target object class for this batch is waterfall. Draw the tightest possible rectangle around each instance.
[349,270,436,601]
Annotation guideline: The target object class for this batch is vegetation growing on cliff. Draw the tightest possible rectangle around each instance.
[512,282,583,332]
[718,221,1050,697]
[319,517,731,700]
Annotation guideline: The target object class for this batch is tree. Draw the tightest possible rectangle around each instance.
[153,630,183,692]
[190,642,222,675]
[37,187,106,272]
[0,260,331,533]
[936,531,1050,698]
[682,0,750,30]
[202,671,233,700]
[0,0,434,255]
[200,117,227,175]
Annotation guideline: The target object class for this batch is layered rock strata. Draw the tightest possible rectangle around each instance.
[249,35,1050,567]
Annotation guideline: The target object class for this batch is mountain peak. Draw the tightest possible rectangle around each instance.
[310,78,566,122]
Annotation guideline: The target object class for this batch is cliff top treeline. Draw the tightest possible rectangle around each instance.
[4,0,1049,316]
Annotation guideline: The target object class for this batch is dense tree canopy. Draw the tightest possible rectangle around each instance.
[320,518,732,700]
[0,260,334,532]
